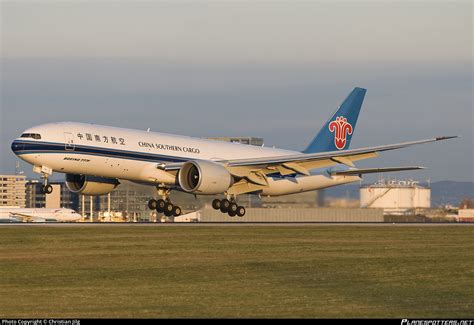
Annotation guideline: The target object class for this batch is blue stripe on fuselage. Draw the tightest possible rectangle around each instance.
[11,140,188,163]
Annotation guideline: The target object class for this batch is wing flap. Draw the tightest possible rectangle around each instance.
[282,162,310,176]
[246,171,269,186]
[9,212,34,222]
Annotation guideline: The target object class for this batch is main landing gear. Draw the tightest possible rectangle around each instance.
[148,198,182,217]
[212,198,246,217]
[148,188,181,217]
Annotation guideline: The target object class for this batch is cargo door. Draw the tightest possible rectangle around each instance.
[64,132,75,151]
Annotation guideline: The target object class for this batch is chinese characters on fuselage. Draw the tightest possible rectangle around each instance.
[76,133,125,145]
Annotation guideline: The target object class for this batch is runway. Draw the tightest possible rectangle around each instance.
[0,221,471,227]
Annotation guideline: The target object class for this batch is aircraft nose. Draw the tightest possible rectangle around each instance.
[11,140,24,155]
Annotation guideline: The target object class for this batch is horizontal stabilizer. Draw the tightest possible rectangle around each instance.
[331,166,424,176]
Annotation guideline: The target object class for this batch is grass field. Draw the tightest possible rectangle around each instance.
[0,225,472,318]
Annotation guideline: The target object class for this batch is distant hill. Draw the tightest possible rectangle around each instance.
[429,181,474,207]
[324,181,474,207]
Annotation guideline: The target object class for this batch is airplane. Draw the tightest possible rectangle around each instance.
[11,87,456,217]
[0,216,22,223]
[0,207,82,222]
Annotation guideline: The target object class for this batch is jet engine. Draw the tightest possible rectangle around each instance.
[178,160,233,195]
[65,174,120,195]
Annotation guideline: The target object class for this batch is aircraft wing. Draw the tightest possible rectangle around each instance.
[9,212,36,222]
[224,136,456,186]
[329,166,425,176]
[8,212,56,222]
[227,137,456,168]
[159,136,455,187]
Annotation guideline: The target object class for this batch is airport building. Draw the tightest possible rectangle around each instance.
[360,179,431,215]
[206,136,264,147]
[97,180,155,221]
[458,209,474,222]
[26,180,79,209]
[0,174,27,207]
[260,191,324,208]
[198,207,384,222]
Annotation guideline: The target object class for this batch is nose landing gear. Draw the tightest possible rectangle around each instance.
[40,184,53,194]
[33,166,54,195]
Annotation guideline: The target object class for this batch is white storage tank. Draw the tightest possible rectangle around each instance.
[360,180,430,214]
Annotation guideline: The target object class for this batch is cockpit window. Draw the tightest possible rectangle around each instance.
[20,133,41,140]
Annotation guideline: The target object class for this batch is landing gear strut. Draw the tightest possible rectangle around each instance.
[148,188,182,217]
[212,198,246,217]
[34,166,53,195]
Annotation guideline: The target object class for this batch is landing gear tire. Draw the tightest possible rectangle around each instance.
[156,199,166,213]
[41,185,53,194]
[228,202,238,215]
[164,202,174,215]
[228,210,237,217]
[148,199,158,210]
[212,199,221,210]
[220,199,231,213]
[236,206,246,217]
[172,206,182,217]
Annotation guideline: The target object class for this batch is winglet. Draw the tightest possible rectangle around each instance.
[435,136,459,141]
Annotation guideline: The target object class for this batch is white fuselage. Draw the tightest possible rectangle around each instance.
[0,207,82,222]
[11,122,359,196]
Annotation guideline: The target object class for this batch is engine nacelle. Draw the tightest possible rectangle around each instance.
[65,174,120,196]
[178,160,233,195]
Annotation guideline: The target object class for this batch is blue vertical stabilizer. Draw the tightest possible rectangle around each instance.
[303,87,366,153]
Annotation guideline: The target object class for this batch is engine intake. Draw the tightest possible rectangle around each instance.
[178,160,233,195]
[65,174,120,196]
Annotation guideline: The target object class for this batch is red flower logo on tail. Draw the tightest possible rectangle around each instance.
[329,116,353,150]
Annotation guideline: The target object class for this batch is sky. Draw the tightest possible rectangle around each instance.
[1,0,472,182]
